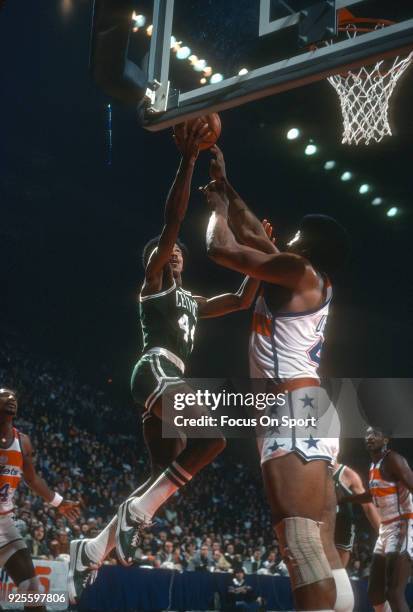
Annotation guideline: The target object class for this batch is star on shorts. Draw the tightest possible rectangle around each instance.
[300,394,315,409]
[304,435,320,449]
[267,440,285,454]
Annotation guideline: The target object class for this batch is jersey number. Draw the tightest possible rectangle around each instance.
[0,484,10,502]
[178,314,195,344]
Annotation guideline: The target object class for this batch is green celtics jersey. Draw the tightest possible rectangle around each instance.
[334,464,354,522]
[139,281,198,366]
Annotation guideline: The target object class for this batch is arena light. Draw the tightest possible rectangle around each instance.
[304,143,317,156]
[340,171,353,182]
[176,46,191,60]
[371,197,383,206]
[287,128,300,140]
[210,73,224,84]
[193,59,207,72]
[386,207,399,218]
[359,183,371,195]
[324,160,336,170]
[62,0,73,16]
[131,14,217,86]
[238,68,248,76]
[132,12,146,31]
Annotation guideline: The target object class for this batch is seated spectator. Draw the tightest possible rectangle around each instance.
[157,540,175,568]
[25,524,49,559]
[260,549,288,577]
[226,570,262,611]
[243,548,265,574]
[188,544,213,572]
[211,549,232,573]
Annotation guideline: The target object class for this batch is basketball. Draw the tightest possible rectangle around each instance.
[173,113,221,151]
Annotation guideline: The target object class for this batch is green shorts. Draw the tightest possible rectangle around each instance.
[131,350,186,418]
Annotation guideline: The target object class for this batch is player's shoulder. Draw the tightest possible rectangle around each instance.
[342,464,361,484]
[16,431,31,452]
[386,449,408,468]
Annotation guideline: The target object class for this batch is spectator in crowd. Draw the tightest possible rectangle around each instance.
[260,549,288,576]
[25,524,49,559]
[188,544,213,572]
[226,569,262,611]
[243,548,265,574]
[211,549,232,573]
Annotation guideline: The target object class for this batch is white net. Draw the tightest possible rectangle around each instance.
[327,26,413,145]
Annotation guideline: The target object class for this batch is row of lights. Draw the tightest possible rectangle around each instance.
[286,128,400,218]
[132,12,248,86]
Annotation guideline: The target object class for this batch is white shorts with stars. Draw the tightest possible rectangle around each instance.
[258,385,340,465]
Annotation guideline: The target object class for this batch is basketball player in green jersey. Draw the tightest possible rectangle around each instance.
[69,119,259,603]
[333,462,379,568]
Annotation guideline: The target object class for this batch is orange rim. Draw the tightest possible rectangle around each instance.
[338,17,395,34]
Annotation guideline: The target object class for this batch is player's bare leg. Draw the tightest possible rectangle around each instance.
[384,552,411,612]
[5,549,47,611]
[368,555,390,612]
[320,478,354,612]
[116,389,225,565]
[69,414,184,603]
[262,453,336,611]
[337,549,351,568]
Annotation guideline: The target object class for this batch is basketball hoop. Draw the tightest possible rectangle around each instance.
[325,16,413,145]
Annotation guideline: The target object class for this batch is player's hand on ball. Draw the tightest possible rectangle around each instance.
[180,118,211,162]
[57,500,81,523]
[209,145,226,182]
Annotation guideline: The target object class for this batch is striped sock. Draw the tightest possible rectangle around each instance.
[129,461,192,520]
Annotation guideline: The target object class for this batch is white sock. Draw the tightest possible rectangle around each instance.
[332,569,354,612]
[129,461,192,520]
[85,517,117,565]
[374,604,391,612]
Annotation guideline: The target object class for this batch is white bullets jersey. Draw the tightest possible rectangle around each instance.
[249,281,332,381]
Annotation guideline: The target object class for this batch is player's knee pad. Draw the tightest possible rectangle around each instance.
[276,516,332,590]
[18,576,40,593]
[332,569,354,612]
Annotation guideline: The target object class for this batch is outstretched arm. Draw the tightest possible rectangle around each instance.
[205,186,307,289]
[143,119,210,294]
[209,145,278,255]
[21,434,80,523]
[195,275,260,319]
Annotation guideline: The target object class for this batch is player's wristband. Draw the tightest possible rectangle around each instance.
[50,492,63,507]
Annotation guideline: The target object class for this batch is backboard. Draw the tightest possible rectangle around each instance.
[142,0,413,131]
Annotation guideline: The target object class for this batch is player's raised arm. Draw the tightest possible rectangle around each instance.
[144,119,210,291]
[204,182,309,290]
[194,275,260,319]
[20,433,80,523]
[209,145,278,255]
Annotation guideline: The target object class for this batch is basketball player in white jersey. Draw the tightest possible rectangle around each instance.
[203,147,351,611]
[0,388,79,610]
[342,427,413,612]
